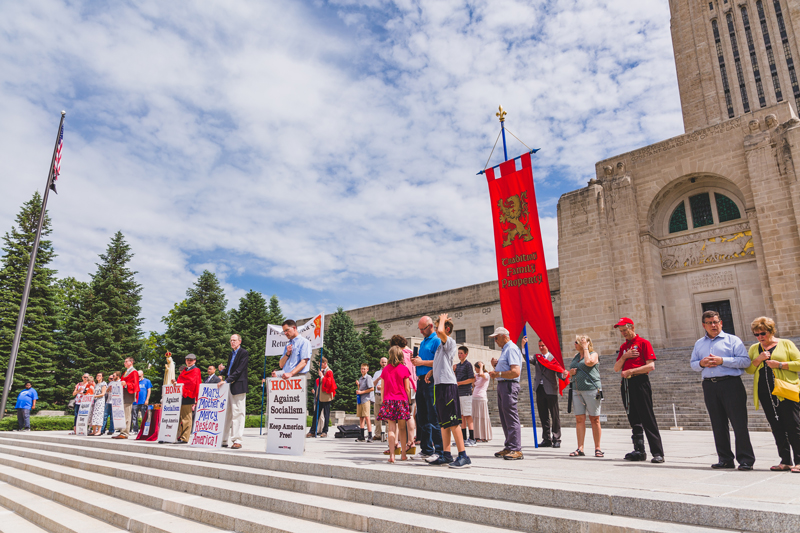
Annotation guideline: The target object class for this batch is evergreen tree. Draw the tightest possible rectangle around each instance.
[0,192,59,405]
[229,290,275,414]
[266,295,284,327]
[53,276,91,402]
[323,307,364,412]
[359,319,388,373]
[78,231,145,373]
[163,270,229,369]
[139,331,169,403]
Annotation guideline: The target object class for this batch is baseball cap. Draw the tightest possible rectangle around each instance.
[614,317,634,328]
[488,327,510,337]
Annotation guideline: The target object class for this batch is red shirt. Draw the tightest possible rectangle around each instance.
[616,335,656,371]
[178,366,202,400]
[120,368,140,397]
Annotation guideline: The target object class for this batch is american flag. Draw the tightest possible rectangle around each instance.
[50,122,64,193]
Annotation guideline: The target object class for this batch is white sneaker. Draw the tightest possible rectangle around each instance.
[424,453,440,463]
[464,439,476,447]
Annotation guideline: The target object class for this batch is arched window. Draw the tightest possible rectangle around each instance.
[667,190,743,234]
[716,193,741,222]
[669,202,688,233]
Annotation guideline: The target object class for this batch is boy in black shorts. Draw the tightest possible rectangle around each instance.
[424,312,470,468]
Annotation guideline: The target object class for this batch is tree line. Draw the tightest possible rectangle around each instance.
[1,193,390,415]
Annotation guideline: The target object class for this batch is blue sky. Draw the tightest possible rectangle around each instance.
[0,0,684,331]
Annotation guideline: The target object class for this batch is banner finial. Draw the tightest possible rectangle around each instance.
[496,105,507,123]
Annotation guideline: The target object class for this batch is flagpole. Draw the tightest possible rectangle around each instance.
[495,106,539,448]
[0,111,65,420]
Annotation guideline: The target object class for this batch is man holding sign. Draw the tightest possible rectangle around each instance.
[175,354,201,444]
[272,320,312,379]
[219,334,249,449]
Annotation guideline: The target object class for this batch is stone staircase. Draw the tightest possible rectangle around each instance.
[0,431,784,533]
[489,341,784,432]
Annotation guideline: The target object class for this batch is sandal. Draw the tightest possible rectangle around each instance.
[770,464,792,471]
[792,466,800,473]
[569,449,585,457]
[595,449,604,457]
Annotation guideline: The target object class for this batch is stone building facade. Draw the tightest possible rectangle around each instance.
[345,271,561,352]
[335,0,800,361]
[558,0,800,355]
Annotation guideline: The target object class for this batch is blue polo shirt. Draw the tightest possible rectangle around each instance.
[15,388,37,410]
[690,330,750,379]
[496,341,523,382]
[417,332,441,377]
[283,335,312,375]
[136,378,152,405]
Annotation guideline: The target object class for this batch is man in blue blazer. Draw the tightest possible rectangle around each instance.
[219,334,249,449]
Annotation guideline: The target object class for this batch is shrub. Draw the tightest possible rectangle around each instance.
[0,415,73,432]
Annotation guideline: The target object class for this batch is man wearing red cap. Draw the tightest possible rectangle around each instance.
[613,318,664,463]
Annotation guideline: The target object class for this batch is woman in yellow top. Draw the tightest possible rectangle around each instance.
[746,316,800,473]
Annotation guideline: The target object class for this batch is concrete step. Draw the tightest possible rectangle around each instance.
[1,433,796,533]
[0,505,51,533]
[0,504,51,533]
[0,442,512,533]
[0,479,126,533]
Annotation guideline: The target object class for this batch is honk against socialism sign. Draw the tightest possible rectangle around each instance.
[266,376,307,455]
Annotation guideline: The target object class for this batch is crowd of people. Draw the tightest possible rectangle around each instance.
[11,311,800,473]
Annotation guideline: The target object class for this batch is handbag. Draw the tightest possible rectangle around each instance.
[773,378,800,403]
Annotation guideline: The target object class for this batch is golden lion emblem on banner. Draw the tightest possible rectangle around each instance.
[498,192,534,247]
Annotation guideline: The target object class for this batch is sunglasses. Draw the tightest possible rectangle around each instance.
[753,331,768,337]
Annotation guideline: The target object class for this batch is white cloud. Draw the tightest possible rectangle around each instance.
[0,0,682,330]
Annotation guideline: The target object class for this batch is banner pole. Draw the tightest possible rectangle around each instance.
[523,328,539,447]
[0,111,64,420]
[260,353,266,435]
[495,106,538,447]
[312,347,322,437]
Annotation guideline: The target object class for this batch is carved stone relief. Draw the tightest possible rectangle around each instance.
[569,196,589,234]
[660,230,755,271]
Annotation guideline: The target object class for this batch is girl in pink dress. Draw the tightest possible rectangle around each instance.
[376,346,412,463]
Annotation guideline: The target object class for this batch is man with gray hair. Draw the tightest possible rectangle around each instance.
[219,333,249,449]
[489,327,523,460]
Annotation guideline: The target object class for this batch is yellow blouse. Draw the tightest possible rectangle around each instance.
[746,339,800,409]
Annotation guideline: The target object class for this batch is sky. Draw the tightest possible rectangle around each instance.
[0,0,684,332]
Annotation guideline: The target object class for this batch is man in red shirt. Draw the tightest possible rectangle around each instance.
[175,353,201,444]
[613,318,664,463]
[114,357,140,439]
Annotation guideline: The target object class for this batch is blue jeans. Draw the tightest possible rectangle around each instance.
[101,403,114,433]
[131,404,146,432]
[17,409,30,430]
[415,378,442,455]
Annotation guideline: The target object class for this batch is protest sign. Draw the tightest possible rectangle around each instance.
[158,383,183,443]
[110,381,126,429]
[190,382,229,448]
[266,376,306,455]
[265,313,324,356]
[75,393,93,436]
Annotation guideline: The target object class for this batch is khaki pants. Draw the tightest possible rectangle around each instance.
[374,393,383,436]
[223,392,246,445]
[122,403,133,437]
[179,404,194,443]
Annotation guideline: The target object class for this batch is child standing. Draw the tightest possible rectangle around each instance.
[355,363,374,442]
[376,346,413,463]
[424,313,471,468]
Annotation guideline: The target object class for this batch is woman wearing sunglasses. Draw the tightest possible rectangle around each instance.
[747,316,800,473]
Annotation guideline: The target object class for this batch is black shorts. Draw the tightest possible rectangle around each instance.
[434,383,461,429]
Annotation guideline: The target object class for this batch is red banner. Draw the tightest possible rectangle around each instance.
[485,152,564,370]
